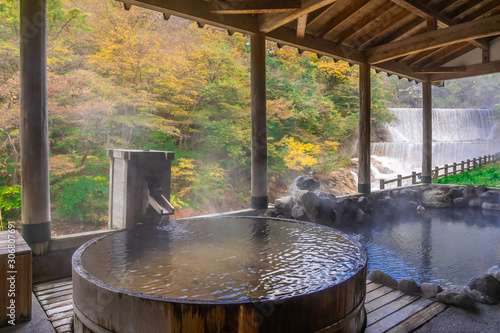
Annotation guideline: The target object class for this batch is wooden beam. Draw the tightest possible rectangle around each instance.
[413,66,466,73]
[358,63,371,194]
[390,0,489,50]
[258,0,336,33]
[266,26,366,64]
[297,14,307,38]
[250,33,268,209]
[366,14,500,64]
[421,81,432,183]
[425,43,476,68]
[357,7,411,49]
[20,0,51,255]
[429,60,500,81]
[372,60,428,82]
[210,0,301,14]
[362,15,424,49]
[120,0,260,34]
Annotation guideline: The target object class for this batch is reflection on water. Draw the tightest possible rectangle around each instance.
[336,208,500,287]
[82,217,362,302]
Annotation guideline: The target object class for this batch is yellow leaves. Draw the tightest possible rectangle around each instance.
[279,136,320,171]
[171,158,196,198]
[322,140,340,152]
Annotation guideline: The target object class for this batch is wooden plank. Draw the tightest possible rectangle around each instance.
[33,278,72,292]
[258,0,337,33]
[366,285,394,302]
[45,304,73,317]
[366,282,383,293]
[365,290,406,313]
[366,297,434,333]
[366,294,420,326]
[48,308,74,322]
[37,289,73,302]
[51,316,73,329]
[39,293,73,306]
[34,283,73,296]
[386,302,447,333]
[366,14,500,64]
[42,299,73,311]
[55,324,73,333]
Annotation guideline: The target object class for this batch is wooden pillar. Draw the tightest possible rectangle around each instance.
[250,33,268,209]
[20,0,51,255]
[421,81,432,184]
[358,63,371,194]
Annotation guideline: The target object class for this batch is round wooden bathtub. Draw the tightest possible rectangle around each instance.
[72,217,367,333]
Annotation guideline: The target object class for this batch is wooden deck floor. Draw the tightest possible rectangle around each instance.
[34,279,447,332]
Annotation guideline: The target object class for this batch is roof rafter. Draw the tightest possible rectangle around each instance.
[430,60,500,81]
[258,0,337,33]
[266,26,366,64]
[390,0,488,50]
[366,14,500,64]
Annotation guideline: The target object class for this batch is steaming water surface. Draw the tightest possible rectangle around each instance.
[335,208,500,287]
[81,217,362,301]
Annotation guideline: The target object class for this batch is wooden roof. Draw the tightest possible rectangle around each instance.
[122,0,500,82]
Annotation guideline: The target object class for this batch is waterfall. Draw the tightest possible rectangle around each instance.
[370,108,499,188]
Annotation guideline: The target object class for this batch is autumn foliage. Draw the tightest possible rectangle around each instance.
[2,0,497,232]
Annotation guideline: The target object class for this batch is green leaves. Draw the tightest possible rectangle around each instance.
[52,176,109,222]
[0,185,21,221]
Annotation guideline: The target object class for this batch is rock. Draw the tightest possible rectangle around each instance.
[447,187,464,199]
[368,269,398,288]
[422,189,452,208]
[298,191,321,219]
[468,274,500,302]
[488,265,500,281]
[479,191,500,204]
[417,205,425,213]
[274,196,294,214]
[265,209,280,218]
[357,196,369,212]
[470,289,498,305]
[463,185,477,200]
[314,198,337,225]
[290,204,307,221]
[354,208,366,223]
[436,287,476,308]
[289,176,320,197]
[468,197,483,208]
[398,278,421,294]
[482,202,500,211]
[420,283,443,298]
[453,197,469,207]
[476,185,488,193]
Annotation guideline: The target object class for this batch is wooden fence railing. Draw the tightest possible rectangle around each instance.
[379,152,500,190]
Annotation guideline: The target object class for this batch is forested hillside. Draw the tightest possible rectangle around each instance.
[1,0,499,232]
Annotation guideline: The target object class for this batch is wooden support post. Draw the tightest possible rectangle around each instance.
[421,81,432,183]
[20,0,51,255]
[473,158,477,169]
[467,159,471,171]
[250,33,268,209]
[444,164,449,176]
[453,162,457,175]
[397,175,402,187]
[434,166,439,181]
[461,161,464,173]
[412,171,417,184]
[358,63,371,194]
[379,179,385,190]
